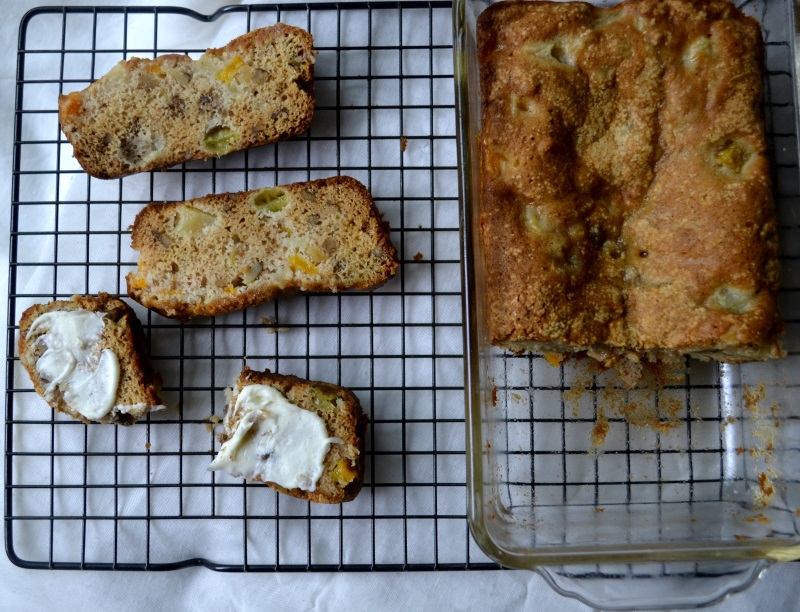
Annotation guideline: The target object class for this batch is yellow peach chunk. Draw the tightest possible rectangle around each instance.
[216,56,245,83]
[288,254,317,274]
[544,353,565,367]
[331,459,357,487]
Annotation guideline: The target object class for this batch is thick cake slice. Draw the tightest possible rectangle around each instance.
[210,367,367,504]
[18,294,164,424]
[59,24,315,179]
[477,0,783,383]
[127,176,399,319]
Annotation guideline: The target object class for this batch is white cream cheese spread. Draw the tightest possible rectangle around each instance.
[28,309,120,421]
[209,384,342,491]
[114,402,165,415]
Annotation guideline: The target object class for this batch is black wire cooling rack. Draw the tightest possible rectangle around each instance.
[6,1,497,571]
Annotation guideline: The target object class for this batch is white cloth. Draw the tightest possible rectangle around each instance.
[0,1,798,611]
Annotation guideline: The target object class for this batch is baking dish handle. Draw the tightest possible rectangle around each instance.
[537,559,770,610]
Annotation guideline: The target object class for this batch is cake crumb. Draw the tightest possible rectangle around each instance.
[413,252,423,261]
[734,534,747,540]
[595,507,605,513]
[591,406,609,448]
[261,317,288,334]
[544,353,565,367]
[756,472,775,507]
[742,385,779,508]
[205,414,221,433]
[400,136,408,152]
[145,442,151,450]
[743,512,770,523]
[491,386,498,406]
[743,383,766,413]
[617,398,681,434]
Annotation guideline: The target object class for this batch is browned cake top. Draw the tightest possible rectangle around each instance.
[478,0,782,360]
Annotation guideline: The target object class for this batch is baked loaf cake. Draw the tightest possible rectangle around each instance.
[18,294,164,424]
[127,176,398,319]
[59,24,315,179]
[210,367,367,503]
[478,0,783,383]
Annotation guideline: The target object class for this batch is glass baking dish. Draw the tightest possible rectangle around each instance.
[454,0,800,608]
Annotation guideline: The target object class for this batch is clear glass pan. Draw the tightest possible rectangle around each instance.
[454,0,800,608]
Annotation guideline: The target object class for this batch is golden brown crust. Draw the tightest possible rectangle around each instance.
[478,0,783,374]
[59,24,315,179]
[218,367,368,504]
[17,293,163,425]
[127,175,399,320]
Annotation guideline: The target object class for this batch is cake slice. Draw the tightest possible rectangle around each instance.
[18,293,164,425]
[210,367,367,504]
[59,24,315,179]
[127,176,399,319]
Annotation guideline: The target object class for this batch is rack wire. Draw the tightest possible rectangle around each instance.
[5,2,496,571]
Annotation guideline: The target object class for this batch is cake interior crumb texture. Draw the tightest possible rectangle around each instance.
[127,176,399,319]
[477,0,784,381]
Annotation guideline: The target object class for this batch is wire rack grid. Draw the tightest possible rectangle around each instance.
[5,1,497,571]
